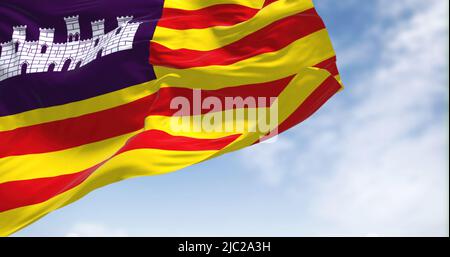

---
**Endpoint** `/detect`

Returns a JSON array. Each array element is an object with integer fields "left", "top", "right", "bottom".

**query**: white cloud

[
  {"left": 65, "top": 223, "right": 128, "bottom": 237},
  {"left": 241, "top": 138, "right": 294, "bottom": 186},
  {"left": 240, "top": 0, "right": 449, "bottom": 236}
]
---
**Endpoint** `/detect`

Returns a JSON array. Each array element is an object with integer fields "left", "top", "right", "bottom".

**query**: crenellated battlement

[
  {"left": 0, "top": 15, "right": 141, "bottom": 82},
  {"left": 39, "top": 28, "right": 55, "bottom": 32},
  {"left": 12, "top": 25, "right": 27, "bottom": 30},
  {"left": 117, "top": 16, "right": 134, "bottom": 26},
  {"left": 63, "top": 15, "right": 79, "bottom": 20}
]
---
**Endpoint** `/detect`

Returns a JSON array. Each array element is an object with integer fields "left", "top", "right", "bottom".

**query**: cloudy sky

[{"left": 15, "top": 0, "right": 449, "bottom": 236}]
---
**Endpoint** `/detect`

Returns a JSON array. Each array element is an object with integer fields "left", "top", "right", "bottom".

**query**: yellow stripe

[
  {"left": 163, "top": 0, "right": 265, "bottom": 10},
  {"left": 145, "top": 110, "right": 263, "bottom": 139},
  {"left": 154, "top": 29, "right": 335, "bottom": 89},
  {"left": 0, "top": 131, "right": 140, "bottom": 184},
  {"left": 0, "top": 80, "right": 160, "bottom": 132},
  {"left": 0, "top": 148, "right": 219, "bottom": 236},
  {"left": 153, "top": 0, "right": 314, "bottom": 51},
  {"left": 334, "top": 74, "right": 344, "bottom": 90}
]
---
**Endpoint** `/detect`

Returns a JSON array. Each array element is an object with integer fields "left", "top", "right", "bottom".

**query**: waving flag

[{"left": 0, "top": 0, "right": 343, "bottom": 236}]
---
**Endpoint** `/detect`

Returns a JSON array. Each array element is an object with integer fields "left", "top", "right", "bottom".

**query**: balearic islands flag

[{"left": 0, "top": 0, "right": 343, "bottom": 236}]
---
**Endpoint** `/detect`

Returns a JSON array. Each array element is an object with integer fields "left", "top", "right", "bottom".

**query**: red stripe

[
  {"left": 0, "top": 77, "right": 292, "bottom": 158},
  {"left": 256, "top": 75, "right": 341, "bottom": 144},
  {"left": 158, "top": 4, "right": 259, "bottom": 29},
  {"left": 150, "top": 8, "right": 325, "bottom": 69},
  {"left": 0, "top": 165, "right": 96, "bottom": 213},
  {"left": 277, "top": 76, "right": 341, "bottom": 133},
  {"left": 117, "top": 129, "right": 240, "bottom": 154},
  {"left": 314, "top": 56, "right": 339, "bottom": 76},
  {"left": 0, "top": 131, "right": 240, "bottom": 212},
  {"left": 0, "top": 95, "right": 156, "bottom": 158},
  {"left": 149, "top": 76, "right": 293, "bottom": 116}
]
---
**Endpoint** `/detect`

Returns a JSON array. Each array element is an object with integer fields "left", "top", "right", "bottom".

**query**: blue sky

[{"left": 15, "top": 0, "right": 449, "bottom": 236}]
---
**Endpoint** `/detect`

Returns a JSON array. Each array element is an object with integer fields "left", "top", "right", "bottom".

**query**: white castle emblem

[{"left": 0, "top": 15, "right": 141, "bottom": 82}]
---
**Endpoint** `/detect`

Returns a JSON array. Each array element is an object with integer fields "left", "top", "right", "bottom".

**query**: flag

[{"left": 0, "top": 0, "right": 343, "bottom": 236}]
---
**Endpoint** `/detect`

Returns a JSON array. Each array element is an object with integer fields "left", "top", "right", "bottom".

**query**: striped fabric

[{"left": 0, "top": 0, "right": 343, "bottom": 236}]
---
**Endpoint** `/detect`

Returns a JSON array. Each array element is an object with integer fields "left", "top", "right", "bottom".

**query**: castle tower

[
  {"left": 12, "top": 25, "right": 27, "bottom": 43},
  {"left": 91, "top": 19, "right": 105, "bottom": 39},
  {"left": 11, "top": 25, "right": 27, "bottom": 53},
  {"left": 38, "top": 28, "right": 55, "bottom": 45},
  {"left": 64, "top": 15, "right": 80, "bottom": 42},
  {"left": 117, "top": 16, "right": 133, "bottom": 27}
]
